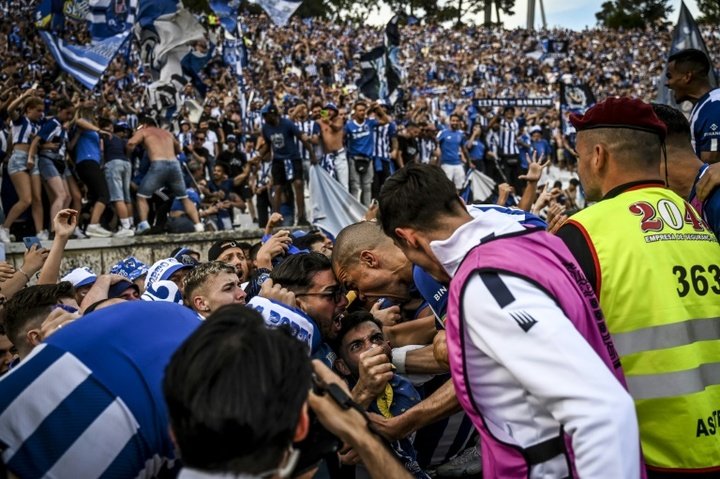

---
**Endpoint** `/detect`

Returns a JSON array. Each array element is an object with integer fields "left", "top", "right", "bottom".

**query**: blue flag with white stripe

[
  {"left": 39, "top": 30, "right": 130, "bottom": 89},
  {"left": 87, "top": 0, "right": 137, "bottom": 41},
  {"left": 254, "top": 0, "right": 303, "bottom": 26}
]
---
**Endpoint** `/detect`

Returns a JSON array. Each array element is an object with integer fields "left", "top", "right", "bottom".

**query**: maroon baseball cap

[{"left": 569, "top": 97, "right": 667, "bottom": 141}]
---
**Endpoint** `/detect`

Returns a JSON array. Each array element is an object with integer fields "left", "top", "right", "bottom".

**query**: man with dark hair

[
  {"left": 2, "top": 282, "right": 78, "bottom": 358},
  {"left": 127, "top": 116, "right": 204, "bottom": 233},
  {"left": 253, "top": 104, "right": 316, "bottom": 225},
  {"left": 434, "top": 113, "right": 469, "bottom": 192},
  {"left": 345, "top": 101, "right": 390, "bottom": 205},
  {"left": 652, "top": 102, "right": 720, "bottom": 238},
  {"left": 557, "top": 97, "right": 720, "bottom": 476},
  {"left": 183, "top": 261, "right": 246, "bottom": 317},
  {"left": 333, "top": 311, "right": 428, "bottom": 478},
  {"left": 666, "top": 48, "right": 720, "bottom": 163},
  {"left": 164, "top": 305, "right": 414, "bottom": 479},
  {"left": 259, "top": 252, "right": 347, "bottom": 366},
  {"left": 208, "top": 239, "right": 250, "bottom": 283},
  {"left": 164, "top": 306, "right": 311, "bottom": 477},
  {"left": 378, "top": 163, "right": 641, "bottom": 478}
]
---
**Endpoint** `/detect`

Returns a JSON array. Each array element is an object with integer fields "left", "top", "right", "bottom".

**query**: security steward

[{"left": 557, "top": 97, "right": 720, "bottom": 478}]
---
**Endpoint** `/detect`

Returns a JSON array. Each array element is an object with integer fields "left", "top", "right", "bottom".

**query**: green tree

[
  {"left": 596, "top": 0, "right": 673, "bottom": 29},
  {"left": 697, "top": 0, "right": 720, "bottom": 24}
]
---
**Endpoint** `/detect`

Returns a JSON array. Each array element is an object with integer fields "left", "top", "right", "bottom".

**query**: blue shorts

[
  {"left": 8, "top": 150, "right": 39, "bottom": 176},
  {"left": 104, "top": 159, "right": 132, "bottom": 203},
  {"left": 137, "top": 159, "right": 187, "bottom": 199},
  {"left": 38, "top": 153, "right": 70, "bottom": 180}
]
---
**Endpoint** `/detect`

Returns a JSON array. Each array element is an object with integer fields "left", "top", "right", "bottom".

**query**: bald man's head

[{"left": 333, "top": 221, "right": 393, "bottom": 272}]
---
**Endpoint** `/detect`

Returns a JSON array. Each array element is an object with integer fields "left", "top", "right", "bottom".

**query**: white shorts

[{"left": 441, "top": 164, "right": 466, "bottom": 190}]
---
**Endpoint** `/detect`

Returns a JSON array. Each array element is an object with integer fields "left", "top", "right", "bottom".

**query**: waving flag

[
  {"left": 309, "top": 165, "right": 367, "bottom": 237},
  {"left": 36, "top": 0, "right": 135, "bottom": 88},
  {"left": 40, "top": 30, "right": 130, "bottom": 89},
  {"left": 657, "top": 1, "right": 717, "bottom": 106},
  {"left": 357, "top": 15, "right": 403, "bottom": 105},
  {"left": 135, "top": 1, "right": 207, "bottom": 118},
  {"left": 254, "top": 0, "right": 303, "bottom": 27},
  {"left": 210, "top": 0, "right": 240, "bottom": 32},
  {"left": 87, "top": 0, "right": 137, "bottom": 40}
]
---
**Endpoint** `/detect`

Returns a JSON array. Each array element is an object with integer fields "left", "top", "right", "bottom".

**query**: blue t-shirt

[
  {"left": 532, "top": 138, "right": 552, "bottom": 160},
  {"left": 103, "top": 135, "right": 128, "bottom": 162},
  {"left": 518, "top": 132, "right": 532, "bottom": 169},
  {"left": 436, "top": 129, "right": 465, "bottom": 165},
  {"left": 690, "top": 88, "right": 720, "bottom": 157},
  {"left": 75, "top": 129, "right": 101, "bottom": 163},
  {"left": 467, "top": 139, "right": 486, "bottom": 162},
  {"left": 689, "top": 163, "right": 720, "bottom": 240},
  {"left": 345, "top": 118, "right": 379, "bottom": 157},
  {"left": 261, "top": 118, "right": 302, "bottom": 162}
]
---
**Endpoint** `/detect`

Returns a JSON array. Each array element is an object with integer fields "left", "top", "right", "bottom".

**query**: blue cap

[
  {"left": 110, "top": 256, "right": 149, "bottom": 282},
  {"left": 324, "top": 102, "right": 338, "bottom": 112}
]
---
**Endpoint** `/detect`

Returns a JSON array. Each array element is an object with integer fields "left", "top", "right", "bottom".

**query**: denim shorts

[
  {"left": 137, "top": 159, "right": 187, "bottom": 199},
  {"left": 104, "top": 159, "right": 132, "bottom": 203},
  {"left": 38, "top": 153, "right": 70, "bottom": 180},
  {"left": 7, "top": 150, "right": 39, "bottom": 176}
]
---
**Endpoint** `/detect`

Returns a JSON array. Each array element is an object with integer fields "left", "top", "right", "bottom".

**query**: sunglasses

[{"left": 296, "top": 286, "right": 346, "bottom": 303}]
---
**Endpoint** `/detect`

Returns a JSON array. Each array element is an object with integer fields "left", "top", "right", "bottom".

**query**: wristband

[
  {"left": 18, "top": 268, "right": 31, "bottom": 282},
  {"left": 392, "top": 348, "right": 407, "bottom": 374}
]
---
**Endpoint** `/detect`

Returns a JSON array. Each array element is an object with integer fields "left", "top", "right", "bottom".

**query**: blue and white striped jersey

[
  {"left": 372, "top": 121, "right": 397, "bottom": 160},
  {"left": 37, "top": 117, "right": 69, "bottom": 157},
  {"left": 11, "top": 116, "right": 39, "bottom": 144},
  {"left": 293, "top": 119, "right": 319, "bottom": 161},
  {"left": 0, "top": 301, "right": 201, "bottom": 479},
  {"left": 499, "top": 119, "right": 519, "bottom": 156}
]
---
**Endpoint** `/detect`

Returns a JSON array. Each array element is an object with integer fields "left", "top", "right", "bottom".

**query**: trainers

[
  {"left": 193, "top": 222, "right": 205, "bottom": 232},
  {"left": 73, "top": 227, "right": 87, "bottom": 239},
  {"left": 436, "top": 445, "right": 482, "bottom": 477},
  {"left": 86, "top": 224, "right": 113, "bottom": 238},
  {"left": 136, "top": 221, "right": 150, "bottom": 233},
  {"left": 36, "top": 229, "right": 50, "bottom": 240},
  {"left": 0, "top": 227, "right": 10, "bottom": 243},
  {"left": 114, "top": 227, "right": 135, "bottom": 238}
]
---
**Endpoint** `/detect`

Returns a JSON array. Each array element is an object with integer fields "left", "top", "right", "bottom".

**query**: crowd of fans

[
  {"left": 0, "top": 3, "right": 719, "bottom": 241},
  {"left": 2, "top": 2, "right": 720, "bottom": 478}
]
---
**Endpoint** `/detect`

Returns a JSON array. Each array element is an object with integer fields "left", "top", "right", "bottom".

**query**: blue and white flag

[
  {"left": 210, "top": 0, "right": 240, "bottom": 32},
  {"left": 253, "top": 0, "right": 303, "bottom": 27},
  {"left": 40, "top": 30, "right": 130, "bottom": 89},
  {"left": 87, "top": 0, "right": 137, "bottom": 41},
  {"left": 657, "top": 1, "right": 717, "bottom": 105},
  {"left": 309, "top": 165, "right": 367, "bottom": 238},
  {"left": 135, "top": 2, "right": 206, "bottom": 118},
  {"left": 357, "top": 15, "right": 403, "bottom": 105}
]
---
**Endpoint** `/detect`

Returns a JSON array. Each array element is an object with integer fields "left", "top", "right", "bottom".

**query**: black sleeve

[{"left": 556, "top": 222, "right": 599, "bottom": 295}]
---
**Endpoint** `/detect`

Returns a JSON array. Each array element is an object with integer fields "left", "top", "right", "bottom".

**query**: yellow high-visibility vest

[{"left": 569, "top": 184, "right": 720, "bottom": 471}]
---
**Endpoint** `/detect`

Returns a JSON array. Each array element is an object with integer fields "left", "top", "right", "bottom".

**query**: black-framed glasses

[{"left": 296, "top": 287, "right": 346, "bottom": 303}]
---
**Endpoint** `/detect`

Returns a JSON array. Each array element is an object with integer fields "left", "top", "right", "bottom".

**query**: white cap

[
  {"left": 61, "top": 267, "right": 97, "bottom": 288},
  {"left": 145, "top": 258, "right": 192, "bottom": 291}
]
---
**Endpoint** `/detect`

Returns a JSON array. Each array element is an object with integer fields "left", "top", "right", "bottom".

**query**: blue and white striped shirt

[
  {"left": 37, "top": 117, "right": 69, "bottom": 157},
  {"left": 11, "top": 116, "right": 39, "bottom": 145},
  {"left": 0, "top": 301, "right": 201, "bottom": 479},
  {"left": 294, "top": 119, "right": 319, "bottom": 161},
  {"left": 372, "top": 122, "right": 397, "bottom": 160}
]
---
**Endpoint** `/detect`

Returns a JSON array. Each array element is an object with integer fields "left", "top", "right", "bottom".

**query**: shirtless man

[
  {"left": 318, "top": 103, "right": 349, "bottom": 189},
  {"left": 127, "top": 116, "right": 204, "bottom": 233}
]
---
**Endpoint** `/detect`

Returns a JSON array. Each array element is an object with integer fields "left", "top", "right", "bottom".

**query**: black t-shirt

[
  {"left": 217, "top": 149, "right": 247, "bottom": 178},
  {"left": 398, "top": 135, "right": 419, "bottom": 164}
]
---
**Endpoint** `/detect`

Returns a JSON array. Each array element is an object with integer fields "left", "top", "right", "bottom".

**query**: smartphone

[{"left": 23, "top": 236, "right": 42, "bottom": 250}]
